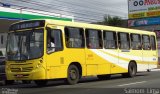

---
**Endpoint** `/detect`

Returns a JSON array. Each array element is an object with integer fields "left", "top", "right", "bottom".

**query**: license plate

[{"left": 16, "top": 74, "right": 23, "bottom": 78}]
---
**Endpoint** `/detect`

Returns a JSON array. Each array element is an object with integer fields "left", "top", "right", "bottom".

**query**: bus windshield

[{"left": 7, "top": 29, "right": 44, "bottom": 61}]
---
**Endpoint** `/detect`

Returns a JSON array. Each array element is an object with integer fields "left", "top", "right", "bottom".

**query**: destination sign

[{"left": 9, "top": 20, "right": 45, "bottom": 31}]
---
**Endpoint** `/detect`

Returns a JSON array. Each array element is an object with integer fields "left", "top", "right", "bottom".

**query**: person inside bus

[{"left": 47, "top": 37, "right": 55, "bottom": 53}]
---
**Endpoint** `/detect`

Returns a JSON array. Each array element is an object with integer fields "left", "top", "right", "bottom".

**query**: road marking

[
  {"left": 151, "top": 69, "right": 160, "bottom": 71},
  {"left": 117, "top": 81, "right": 146, "bottom": 87}
]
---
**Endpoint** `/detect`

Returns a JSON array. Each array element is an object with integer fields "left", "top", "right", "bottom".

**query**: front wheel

[{"left": 66, "top": 65, "right": 80, "bottom": 85}]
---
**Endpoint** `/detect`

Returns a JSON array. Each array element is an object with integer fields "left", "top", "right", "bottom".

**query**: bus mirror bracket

[{"left": 46, "top": 27, "right": 51, "bottom": 32}]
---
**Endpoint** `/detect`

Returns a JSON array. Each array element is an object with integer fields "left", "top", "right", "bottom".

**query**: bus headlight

[
  {"left": 36, "top": 63, "right": 42, "bottom": 69},
  {"left": 6, "top": 64, "right": 10, "bottom": 70}
]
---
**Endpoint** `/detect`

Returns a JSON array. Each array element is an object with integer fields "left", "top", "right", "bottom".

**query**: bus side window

[
  {"left": 86, "top": 29, "right": 102, "bottom": 49},
  {"left": 47, "top": 29, "right": 63, "bottom": 53},
  {"left": 65, "top": 27, "right": 84, "bottom": 48},
  {"left": 150, "top": 35, "right": 156, "bottom": 50},
  {"left": 103, "top": 30, "right": 117, "bottom": 49},
  {"left": 131, "top": 34, "right": 141, "bottom": 50},
  {"left": 118, "top": 32, "right": 130, "bottom": 50},
  {"left": 142, "top": 35, "right": 151, "bottom": 50}
]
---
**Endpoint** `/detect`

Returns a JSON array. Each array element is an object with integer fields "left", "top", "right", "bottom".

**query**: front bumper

[{"left": 6, "top": 68, "right": 46, "bottom": 80}]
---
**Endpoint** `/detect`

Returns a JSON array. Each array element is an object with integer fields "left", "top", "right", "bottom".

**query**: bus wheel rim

[{"left": 70, "top": 69, "right": 77, "bottom": 80}]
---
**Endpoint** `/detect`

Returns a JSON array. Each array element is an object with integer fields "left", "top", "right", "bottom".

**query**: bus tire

[
  {"left": 97, "top": 74, "right": 111, "bottom": 80},
  {"left": 147, "top": 69, "right": 151, "bottom": 72},
  {"left": 66, "top": 65, "right": 80, "bottom": 85},
  {"left": 122, "top": 62, "right": 137, "bottom": 78},
  {"left": 34, "top": 80, "right": 48, "bottom": 86}
]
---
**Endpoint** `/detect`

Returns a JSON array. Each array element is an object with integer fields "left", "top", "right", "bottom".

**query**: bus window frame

[
  {"left": 85, "top": 29, "right": 103, "bottom": 49},
  {"left": 150, "top": 35, "right": 157, "bottom": 50},
  {"left": 142, "top": 34, "right": 151, "bottom": 50},
  {"left": 103, "top": 30, "right": 117, "bottom": 49},
  {"left": 130, "top": 33, "right": 142, "bottom": 50},
  {"left": 46, "top": 27, "right": 64, "bottom": 54},
  {"left": 118, "top": 32, "right": 130, "bottom": 50},
  {"left": 7, "top": 28, "right": 45, "bottom": 61},
  {"left": 64, "top": 26, "right": 85, "bottom": 49}
]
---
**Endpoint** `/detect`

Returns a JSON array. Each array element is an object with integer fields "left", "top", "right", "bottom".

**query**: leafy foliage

[{"left": 93, "top": 15, "right": 125, "bottom": 27}]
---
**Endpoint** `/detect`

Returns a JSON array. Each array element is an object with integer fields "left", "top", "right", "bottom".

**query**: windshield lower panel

[{"left": 7, "top": 29, "right": 44, "bottom": 61}]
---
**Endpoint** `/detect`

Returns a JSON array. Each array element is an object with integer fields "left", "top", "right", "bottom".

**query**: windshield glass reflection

[{"left": 7, "top": 29, "right": 44, "bottom": 61}]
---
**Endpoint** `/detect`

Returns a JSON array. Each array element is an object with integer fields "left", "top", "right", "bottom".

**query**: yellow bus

[{"left": 6, "top": 19, "right": 158, "bottom": 86}]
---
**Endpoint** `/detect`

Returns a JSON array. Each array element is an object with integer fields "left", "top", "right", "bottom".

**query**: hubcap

[
  {"left": 131, "top": 66, "right": 135, "bottom": 75},
  {"left": 70, "top": 69, "right": 77, "bottom": 80}
]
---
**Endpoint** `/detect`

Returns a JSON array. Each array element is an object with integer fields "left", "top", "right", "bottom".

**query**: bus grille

[{"left": 10, "top": 67, "right": 33, "bottom": 72}]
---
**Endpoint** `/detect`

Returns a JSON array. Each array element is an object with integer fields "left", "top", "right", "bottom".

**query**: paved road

[{"left": 1, "top": 71, "right": 160, "bottom": 94}]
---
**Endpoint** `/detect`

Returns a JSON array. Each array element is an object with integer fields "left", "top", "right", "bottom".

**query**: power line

[
  {"left": 16, "top": 0, "right": 127, "bottom": 19},
  {"left": 2, "top": 0, "right": 127, "bottom": 19},
  {"left": 15, "top": 0, "right": 111, "bottom": 18},
  {"left": 10, "top": 0, "right": 103, "bottom": 19},
  {"left": 26, "top": 0, "right": 127, "bottom": 16},
  {"left": 0, "top": 0, "right": 127, "bottom": 22},
  {"left": 0, "top": 1, "right": 104, "bottom": 22},
  {"left": 50, "top": 0, "right": 127, "bottom": 12}
]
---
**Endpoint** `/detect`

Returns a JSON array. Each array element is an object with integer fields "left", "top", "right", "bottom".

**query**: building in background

[
  {"left": 128, "top": 0, "right": 160, "bottom": 30},
  {"left": 0, "top": 4, "right": 73, "bottom": 56},
  {"left": 128, "top": 0, "right": 160, "bottom": 63}
]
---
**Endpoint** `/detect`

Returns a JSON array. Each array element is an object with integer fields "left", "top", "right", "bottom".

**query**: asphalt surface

[{"left": 1, "top": 71, "right": 160, "bottom": 94}]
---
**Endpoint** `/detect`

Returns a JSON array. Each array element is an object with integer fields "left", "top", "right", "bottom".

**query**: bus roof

[
  {"left": 10, "top": 19, "right": 155, "bottom": 35},
  {"left": 45, "top": 19, "right": 155, "bottom": 35}
]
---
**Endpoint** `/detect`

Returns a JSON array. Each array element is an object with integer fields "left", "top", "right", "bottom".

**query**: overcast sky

[{"left": 1, "top": 0, "right": 128, "bottom": 22}]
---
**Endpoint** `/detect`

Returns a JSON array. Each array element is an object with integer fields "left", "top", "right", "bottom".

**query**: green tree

[
  {"left": 94, "top": 15, "right": 125, "bottom": 27},
  {"left": 103, "top": 15, "right": 123, "bottom": 26}
]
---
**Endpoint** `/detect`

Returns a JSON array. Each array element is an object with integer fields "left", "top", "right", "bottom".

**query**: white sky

[{"left": 1, "top": 0, "right": 128, "bottom": 22}]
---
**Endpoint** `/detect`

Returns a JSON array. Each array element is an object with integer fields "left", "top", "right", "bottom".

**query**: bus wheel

[
  {"left": 147, "top": 69, "right": 151, "bottom": 72},
  {"left": 66, "top": 65, "right": 79, "bottom": 85},
  {"left": 122, "top": 62, "right": 137, "bottom": 78},
  {"left": 97, "top": 74, "right": 111, "bottom": 80},
  {"left": 5, "top": 80, "right": 14, "bottom": 85},
  {"left": 34, "top": 80, "right": 48, "bottom": 86}
]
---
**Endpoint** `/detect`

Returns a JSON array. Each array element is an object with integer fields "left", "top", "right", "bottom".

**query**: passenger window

[
  {"left": 86, "top": 29, "right": 102, "bottom": 49},
  {"left": 65, "top": 27, "right": 84, "bottom": 48},
  {"left": 103, "top": 31, "right": 117, "bottom": 49},
  {"left": 131, "top": 34, "right": 141, "bottom": 50},
  {"left": 142, "top": 35, "right": 151, "bottom": 50},
  {"left": 1, "top": 35, "right": 3, "bottom": 44},
  {"left": 118, "top": 33, "right": 130, "bottom": 49},
  {"left": 47, "top": 29, "right": 63, "bottom": 53},
  {"left": 151, "top": 35, "right": 156, "bottom": 50}
]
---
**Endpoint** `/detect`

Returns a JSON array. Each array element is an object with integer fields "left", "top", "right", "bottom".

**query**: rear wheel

[
  {"left": 66, "top": 65, "right": 80, "bottom": 85},
  {"left": 34, "top": 80, "right": 48, "bottom": 86},
  {"left": 147, "top": 69, "right": 151, "bottom": 72},
  {"left": 97, "top": 74, "right": 111, "bottom": 80},
  {"left": 122, "top": 62, "right": 137, "bottom": 78}
]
